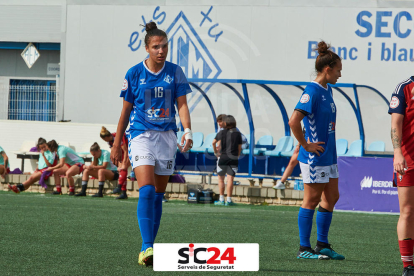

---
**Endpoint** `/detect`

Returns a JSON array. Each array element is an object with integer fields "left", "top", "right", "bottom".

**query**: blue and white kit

[
  {"left": 294, "top": 81, "right": 338, "bottom": 183},
  {"left": 120, "top": 60, "right": 191, "bottom": 173}
]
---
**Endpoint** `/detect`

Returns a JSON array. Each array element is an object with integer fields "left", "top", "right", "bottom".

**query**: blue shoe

[
  {"left": 214, "top": 200, "right": 225, "bottom": 206},
  {"left": 225, "top": 201, "right": 237, "bottom": 206},
  {"left": 314, "top": 243, "right": 345, "bottom": 260},
  {"left": 297, "top": 247, "right": 330, "bottom": 260}
]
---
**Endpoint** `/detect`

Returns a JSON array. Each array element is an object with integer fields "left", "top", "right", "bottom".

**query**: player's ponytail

[
  {"left": 144, "top": 22, "right": 168, "bottom": 46},
  {"left": 100, "top": 126, "right": 111, "bottom": 138},
  {"left": 314, "top": 41, "right": 341, "bottom": 73},
  {"left": 90, "top": 142, "right": 100, "bottom": 152},
  {"left": 145, "top": 22, "right": 158, "bottom": 32}
]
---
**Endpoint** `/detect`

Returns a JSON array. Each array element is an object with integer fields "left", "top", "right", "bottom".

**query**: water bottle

[{"left": 299, "top": 180, "right": 304, "bottom": 191}]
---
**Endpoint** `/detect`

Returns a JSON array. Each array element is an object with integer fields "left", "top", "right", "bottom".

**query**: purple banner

[{"left": 336, "top": 156, "right": 399, "bottom": 213}]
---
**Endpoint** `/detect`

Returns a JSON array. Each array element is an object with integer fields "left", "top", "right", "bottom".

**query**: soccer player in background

[
  {"left": 100, "top": 126, "right": 130, "bottom": 199},
  {"left": 8, "top": 138, "right": 56, "bottom": 193},
  {"left": 110, "top": 22, "right": 192, "bottom": 267},
  {"left": 212, "top": 115, "right": 242, "bottom": 206},
  {"left": 75, "top": 142, "right": 119, "bottom": 198},
  {"left": 46, "top": 140, "right": 85, "bottom": 195},
  {"left": 289, "top": 41, "right": 345, "bottom": 260},
  {"left": 389, "top": 77, "right": 414, "bottom": 275}
]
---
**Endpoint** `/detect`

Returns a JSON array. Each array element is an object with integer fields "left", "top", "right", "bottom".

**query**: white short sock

[
  {"left": 227, "top": 197, "right": 232, "bottom": 202},
  {"left": 219, "top": 195, "right": 225, "bottom": 202}
]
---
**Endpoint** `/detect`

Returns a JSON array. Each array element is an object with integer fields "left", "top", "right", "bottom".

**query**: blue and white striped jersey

[{"left": 295, "top": 82, "right": 337, "bottom": 166}]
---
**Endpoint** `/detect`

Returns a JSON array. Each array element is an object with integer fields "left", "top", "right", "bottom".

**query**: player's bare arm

[
  {"left": 177, "top": 95, "right": 193, "bottom": 152},
  {"left": 391, "top": 113, "right": 407, "bottom": 175},
  {"left": 289, "top": 110, "right": 325, "bottom": 156},
  {"left": 111, "top": 100, "right": 133, "bottom": 166}
]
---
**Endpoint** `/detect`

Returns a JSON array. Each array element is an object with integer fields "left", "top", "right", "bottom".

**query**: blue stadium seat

[
  {"left": 344, "top": 140, "right": 363, "bottom": 157},
  {"left": 242, "top": 135, "right": 274, "bottom": 155},
  {"left": 336, "top": 139, "right": 348, "bottom": 156},
  {"left": 280, "top": 140, "right": 298, "bottom": 157},
  {"left": 368, "top": 141, "right": 385, "bottom": 152},
  {"left": 191, "top": 132, "right": 204, "bottom": 148},
  {"left": 264, "top": 136, "right": 294, "bottom": 156},
  {"left": 191, "top": 133, "right": 216, "bottom": 153}
]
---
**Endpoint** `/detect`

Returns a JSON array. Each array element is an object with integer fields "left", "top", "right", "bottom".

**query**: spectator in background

[
  {"left": 217, "top": 114, "right": 248, "bottom": 149},
  {"left": 212, "top": 115, "right": 242, "bottom": 206},
  {"left": 46, "top": 140, "right": 85, "bottom": 195},
  {"left": 100, "top": 126, "right": 130, "bottom": 199},
  {"left": 0, "top": 145, "right": 9, "bottom": 179},
  {"left": 8, "top": 138, "right": 56, "bottom": 193},
  {"left": 75, "top": 143, "right": 119, "bottom": 198},
  {"left": 217, "top": 114, "right": 226, "bottom": 132}
]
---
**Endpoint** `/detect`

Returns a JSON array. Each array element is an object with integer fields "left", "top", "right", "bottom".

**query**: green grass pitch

[{"left": 0, "top": 191, "right": 400, "bottom": 275}]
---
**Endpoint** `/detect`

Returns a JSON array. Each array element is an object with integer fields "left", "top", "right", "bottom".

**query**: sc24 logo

[{"left": 178, "top": 244, "right": 236, "bottom": 264}]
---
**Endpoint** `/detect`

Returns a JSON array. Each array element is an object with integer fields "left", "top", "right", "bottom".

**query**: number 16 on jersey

[{"left": 155, "top": 87, "right": 164, "bottom": 98}]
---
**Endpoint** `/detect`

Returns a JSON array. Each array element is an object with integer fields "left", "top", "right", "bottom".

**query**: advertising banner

[{"left": 336, "top": 156, "right": 399, "bottom": 213}]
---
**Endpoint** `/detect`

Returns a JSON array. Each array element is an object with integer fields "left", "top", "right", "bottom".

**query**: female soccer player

[
  {"left": 0, "top": 145, "right": 9, "bottom": 179},
  {"left": 100, "top": 126, "right": 130, "bottom": 199},
  {"left": 8, "top": 138, "right": 56, "bottom": 193},
  {"left": 110, "top": 22, "right": 192, "bottom": 267},
  {"left": 212, "top": 115, "right": 242, "bottom": 206},
  {"left": 389, "top": 76, "right": 414, "bottom": 275},
  {"left": 46, "top": 140, "right": 85, "bottom": 195},
  {"left": 75, "top": 142, "right": 119, "bottom": 197},
  {"left": 289, "top": 41, "right": 344, "bottom": 260}
]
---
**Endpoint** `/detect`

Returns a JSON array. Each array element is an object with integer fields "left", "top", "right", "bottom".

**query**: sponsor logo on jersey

[
  {"left": 121, "top": 79, "right": 128, "bottom": 91},
  {"left": 135, "top": 155, "right": 154, "bottom": 161},
  {"left": 320, "top": 172, "right": 329, "bottom": 178},
  {"left": 140, "top": 78, "right": 146, "bottom": 85},
  {"left": 300, "top": 94, "right": 310, "bottom": 103},
  {"left": 164, "top": 75, "right": 173, "bottom": 84},
  {"left": 322, "top": 95, "right": 326, "bottom": 101},
  {"left": 390, "top": 96, "right": 400, "bottom": 109}
]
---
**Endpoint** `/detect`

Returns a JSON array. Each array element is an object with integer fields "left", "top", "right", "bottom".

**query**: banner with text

[{"left": 336, "top": 156, "right": 399, "bottom": 213}]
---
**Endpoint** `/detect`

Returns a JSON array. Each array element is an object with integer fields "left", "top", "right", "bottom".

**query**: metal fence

[{"left": 8, "top": 80, "right": 57, "bottom": 121}]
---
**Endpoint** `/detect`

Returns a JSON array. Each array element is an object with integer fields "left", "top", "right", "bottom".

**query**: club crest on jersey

[
  {"left": 121, "top": 79, "right": 128, "bottom": 91},
  {"left": 164, "top": 75, "right": 173, "bottom": 84},
  {"left": 140, "top": 79, "right": 146, "bottom": 85},
  {"left": 390, "top": 96, "right": 400, "bottom": 109},
  {"left": 300, "top": 94, "right": 310, "bottom": 103}
]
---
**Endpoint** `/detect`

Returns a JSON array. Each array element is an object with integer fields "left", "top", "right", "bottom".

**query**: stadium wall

[{"left": 62, "top": 0, "right": 411, "bottom": 151}]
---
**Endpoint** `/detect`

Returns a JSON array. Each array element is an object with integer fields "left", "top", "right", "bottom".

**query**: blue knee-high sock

[
  {"left": 316, "top": 210, "right": 333, "bottom": 244},
  {"left": 138, "top": 185, "right": 155, "bottom": 252},
  {"left": 298, "top": 207, "right": 315, "bottom": 248},
  {"left": 153, "top": 192, "right": 165, "bottom": 243}
]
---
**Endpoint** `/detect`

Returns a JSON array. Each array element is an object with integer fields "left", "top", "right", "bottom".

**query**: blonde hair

[{"left": 100, "top": 126, "right": 111, "bottom": 138}]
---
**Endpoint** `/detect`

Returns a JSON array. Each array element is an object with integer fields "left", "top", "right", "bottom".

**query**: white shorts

[
  {"left": 128, "top": 130, "right": 176, "bottom": 175},
  {"left": 299, "top": 162, "right": 339, "bottom": 184}
]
